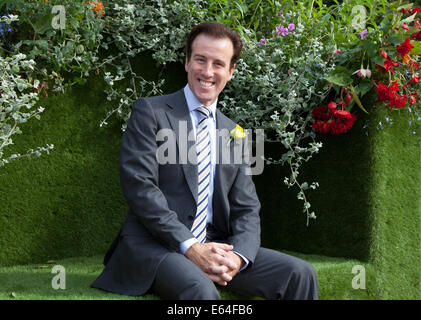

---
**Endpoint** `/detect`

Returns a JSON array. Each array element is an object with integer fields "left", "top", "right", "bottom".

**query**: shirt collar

[{"left": 183, "top": 84, "right": 217, "bottom": 119}]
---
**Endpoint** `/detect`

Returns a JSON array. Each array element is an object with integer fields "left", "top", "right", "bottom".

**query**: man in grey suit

[{"left": 92, "top": 22, "right": 318, "bottom": 300}]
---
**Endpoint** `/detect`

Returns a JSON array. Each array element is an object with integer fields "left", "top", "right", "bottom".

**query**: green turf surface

[
  {"left": 368, "top": 106, "right": 421, "bottom": 300},
  {"left": 0, "top": 253, "right": 375, "bottom": 300}
]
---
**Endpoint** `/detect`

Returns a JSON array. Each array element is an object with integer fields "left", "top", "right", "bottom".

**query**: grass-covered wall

[
  {"left": 0, "top": 54, "right": 186, "bottom": 266},
  {"left": 0, "top": 74, "right": 126, "bottom": 265},
  {"left": 0, "top": 55, "right": 419, "bottom": 299},
  {"left": 368, "top": 107, "right": 420, "bottom": 299}
]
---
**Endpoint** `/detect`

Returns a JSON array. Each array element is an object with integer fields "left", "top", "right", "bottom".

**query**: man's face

[{"left": 185, "top": 34, "right": 235, "bottom": 107}]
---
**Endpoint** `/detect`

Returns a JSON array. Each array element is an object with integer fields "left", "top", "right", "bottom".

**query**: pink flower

[
  {"left": 353, "top": 68, "right": 372, "bottom": 78},
  {"left": 381, "top": 50, "right": 388, "bottom": 59}
]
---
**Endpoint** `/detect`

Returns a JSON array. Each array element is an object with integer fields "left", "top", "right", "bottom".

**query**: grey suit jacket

[{"left": 91, "top": 89, "right": 261, "bottom": 296}]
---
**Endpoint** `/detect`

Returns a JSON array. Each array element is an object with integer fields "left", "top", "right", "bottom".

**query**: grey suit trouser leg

[{"left": 150, "top": 247, "right": 318, "bottom": 300}]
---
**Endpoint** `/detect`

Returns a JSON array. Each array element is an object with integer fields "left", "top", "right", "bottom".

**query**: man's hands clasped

[{"left": 184, "top": 242, "right": 244, "bottom": 286}]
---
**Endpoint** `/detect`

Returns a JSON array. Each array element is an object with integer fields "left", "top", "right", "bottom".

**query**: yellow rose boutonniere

[{"left": 227, "top": 124, "right": 246, "bottom": 146}]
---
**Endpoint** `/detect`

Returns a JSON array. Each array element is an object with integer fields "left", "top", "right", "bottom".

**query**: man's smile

[{"left": 199, "top": 79, "right": 215, "bottom": 88}]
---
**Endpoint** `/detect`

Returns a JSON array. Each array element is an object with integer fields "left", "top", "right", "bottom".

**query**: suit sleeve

[
  {"left": 227, "top": 135, "right": 261, "bottom": 267},
  {"left": 119, "top": 98, "right": 194, "bottom": 252}
]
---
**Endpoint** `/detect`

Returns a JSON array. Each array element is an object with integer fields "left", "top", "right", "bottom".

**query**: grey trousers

[{"left": 150, "top": 247, "right": 318, "bottom": 300}]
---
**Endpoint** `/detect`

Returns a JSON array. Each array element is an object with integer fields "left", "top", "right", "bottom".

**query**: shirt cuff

[
  {"left": 180, "top": 238, "right": 199, "bottom": 254},
  {"left": 233, "top": 251, "right": 249, "bottom": 272}
]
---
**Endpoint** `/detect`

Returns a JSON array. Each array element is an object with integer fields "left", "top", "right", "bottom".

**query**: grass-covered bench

[{"left": 0, "top": 253, "right": 374, "bottom": 300}]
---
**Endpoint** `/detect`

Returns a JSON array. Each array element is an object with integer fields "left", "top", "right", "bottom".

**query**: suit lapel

[{"left": 165, "top": 90, "right": 198, "bottom": 203}]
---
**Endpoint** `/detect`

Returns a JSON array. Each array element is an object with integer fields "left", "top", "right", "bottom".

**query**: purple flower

[
  {"left": 273, "top": 25, "right": 290, "bottom": 37},
  {"left": 257, "top": 37, "right": 267, "bottom": 47},
  {"left": 288, "top": 24, "right": 295, "bottom": 31},
  {"left": 359, "top": 29, "right": 368, "bottom": 39}
]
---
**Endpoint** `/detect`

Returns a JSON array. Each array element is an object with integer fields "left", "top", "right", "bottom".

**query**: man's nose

[{"left": 202, "top": 63, "right": 213, "bottom": 77}]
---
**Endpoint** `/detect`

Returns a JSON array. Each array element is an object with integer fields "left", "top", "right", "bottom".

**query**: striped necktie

[{"left": 191, "top": 106, "right": 211, "bottom": 243}]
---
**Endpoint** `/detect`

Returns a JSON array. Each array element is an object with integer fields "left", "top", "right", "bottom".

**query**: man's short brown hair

[{"left": 186, "top": 22, "right": 242, "bottom": 68}]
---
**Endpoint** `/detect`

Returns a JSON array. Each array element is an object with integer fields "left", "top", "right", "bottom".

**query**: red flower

[
  {"left": 376, "top": 81, "right": 400, "bottom": 103},
  {"left": 333, "top": 109, "right": 352, "bottom": 120},
  {"left": 408, "top": 8, "right": 421, "bottom": 15},
  {"left": 389, "top": 80, "right": 399, "bottom": 93},
  {"left": 411, "top": 30, "right": 421, "bottom": 40},
  {"left": 376, "top": 83, "right": 393, "bottom": 102},
  {"left": 345, "top": 93, "right": 353, "bottom": 105},
  {"left": 409, "top": 75, "right": 421, "bottom": 84},
  {"left": 389, "top": 95, "right": 407, "bottom": 108},
  {"left": 312, "top": 105, "right": 357, "bottom": 135},
  {"left": 312, "top": 105, "right": 330, "bottom": 121},
  {"left": 384, "top": 57, "right": 398, "bottom": 72},
  {"left": 402, "top": 23, "right": 410, "bottom": 31},
  {"left": 376, "top": 81, "right": 407, "bottom": 109},
  {"left": 328, "top": 101, "right": 337, "bottom": 110},
  {"left": 396, "top": 38, "right": 414, "bottom": 58}
]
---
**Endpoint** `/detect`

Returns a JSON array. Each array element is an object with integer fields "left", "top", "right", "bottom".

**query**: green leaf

[
  {"left": 362, "top": 40, "right": 377, "bottom": 58},
  {"left": 350, "top": 85, "right": 369, "bottom": 114},
  {"left": 411, "top": 41, "right": 421, "bottom": 55},
  {"left": 379, "top": 15, "right": 393, "bottom": 32},
  {"left": 399, "top": 12, "right": 417, "bottom": 25},
  {"left": 32, "top": 13, "right": 54, "bottom": 35},
  {"left": 371, "top": 55, "right": 384, "bottom": 66},
  {"left": 35, "top": 40, "right": 49, "bottom": 51},
  {"left": 324, "top": 66, "right": 353, "bottom": 86},
  {"left": 358, "top": 79, "right": 373, "bottom": 98}
]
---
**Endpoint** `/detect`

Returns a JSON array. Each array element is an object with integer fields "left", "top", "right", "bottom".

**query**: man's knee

[
  {"left": 283, "top": 258, "right": 318, "bottom": 300},
  {"left": 292, "top": 259, "right": 317, "bottom": 280}
]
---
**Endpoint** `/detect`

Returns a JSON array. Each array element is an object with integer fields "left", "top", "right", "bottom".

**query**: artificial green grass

[
  {"left": 368, "top": 106, "right": 421, "bottom": 300},
  {"left": 0, "top": 253, "right": 375, "bottom": 300},
  {"left": 0, "top": 75, "right": 127, "bottom": 266}
]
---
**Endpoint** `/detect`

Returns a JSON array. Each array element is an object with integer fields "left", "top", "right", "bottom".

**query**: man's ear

[
  {"left": 185, "top": 57, "right": 190, "bottom": 73},
  {"left": 227, "top": 64, "right": 236, "bottom": 81}
]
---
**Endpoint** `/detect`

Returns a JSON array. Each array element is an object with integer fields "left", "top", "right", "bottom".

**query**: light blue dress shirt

[{"left": 179, "top": 84, "right": 248, "bottom": 271}]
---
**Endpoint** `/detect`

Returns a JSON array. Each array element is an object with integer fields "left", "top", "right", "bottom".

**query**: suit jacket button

[{"left": 188, "top": 215, "right": 194, "bottom": 220}]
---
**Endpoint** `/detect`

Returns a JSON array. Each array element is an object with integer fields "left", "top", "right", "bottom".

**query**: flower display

[{"left": 316, "top": 6, "right": 421, "bottom": 135}]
